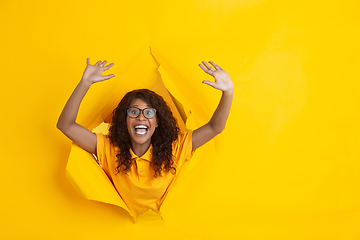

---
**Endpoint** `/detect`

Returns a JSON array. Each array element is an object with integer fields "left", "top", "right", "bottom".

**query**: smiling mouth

[{"left": 134, "top": 125, "right": 148, "bottom": 135}]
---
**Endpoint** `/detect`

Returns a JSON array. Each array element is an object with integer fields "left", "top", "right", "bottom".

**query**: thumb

[
  {"left": 102, "top": 74, "right": 115, "bottom": 81},
  {"left": 202, "top": 80, "right": 217, "bottom": 89}
]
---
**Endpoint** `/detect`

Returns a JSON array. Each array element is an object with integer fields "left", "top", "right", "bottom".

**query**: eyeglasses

[{"left": 126, "top": 107, "right": 157, "bottom": 119}]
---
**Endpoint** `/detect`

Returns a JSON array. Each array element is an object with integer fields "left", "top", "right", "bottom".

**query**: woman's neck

[{"left": 131, "top": 141, "right": 151, "bottom": 157}]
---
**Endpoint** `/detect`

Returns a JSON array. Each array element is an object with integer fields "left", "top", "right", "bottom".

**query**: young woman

[{"left": 57, "top": 58, "right": 234, "bottom": 218}]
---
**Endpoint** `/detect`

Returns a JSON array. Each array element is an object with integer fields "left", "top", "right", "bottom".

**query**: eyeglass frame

[{"left": 126, "top": 107, "right": 157, "bottom": 119}]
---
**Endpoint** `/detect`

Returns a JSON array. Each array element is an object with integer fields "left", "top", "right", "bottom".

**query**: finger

[
  {"left": 202, "top": 61, "right": 215, "bottom": 70},
  {"left": 104, "top": 62, "right": 114, "bottom": 70},
  {"left": 209, "top": 61, "right": 222, "bottom": 70},
  {"left": 199, "top": 64, "right": 213, "bottom": 75},
  {"left": 99, "top": 60, "right": 107, "bottom": 67},
  {"left": 102, "top": 74, "right": 115, "bottom": 80},
  {"left": 94, "top": 60, "right": 101, "bottom": 66},
  {"left": 202, "top": 80, "right": 217, "bottom": 89},
  {"left": 87, "top": 58, "right": 90, "bottom": 65}
]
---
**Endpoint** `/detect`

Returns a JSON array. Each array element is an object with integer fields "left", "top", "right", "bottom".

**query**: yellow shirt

[{"left": 96, "top": 131, "right": 194, "bottom": 218}]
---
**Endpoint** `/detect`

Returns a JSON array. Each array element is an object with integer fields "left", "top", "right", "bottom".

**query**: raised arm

[
  {"left": 57, "top": 58, "right": 115, "bottom": 154},
  {"left": 192, "top": 61, "right": 234, "bottom": 151}
]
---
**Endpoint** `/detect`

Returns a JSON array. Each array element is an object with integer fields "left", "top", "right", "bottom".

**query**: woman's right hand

[{"left": 81, "top": 58, "right": 115, "bottom": 85}]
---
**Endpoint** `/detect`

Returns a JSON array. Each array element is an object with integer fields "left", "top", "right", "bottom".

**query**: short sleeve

[
  {"left": 172, "top": 131, "right": 195, "bottom": 167},
  {"left": 96, "top": 133, "right": 111, "bottom": 175}
]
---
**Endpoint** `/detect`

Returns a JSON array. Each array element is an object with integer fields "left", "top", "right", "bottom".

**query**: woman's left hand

[{"left": 199, "top": 61, "right": 234, "bottom": 93}]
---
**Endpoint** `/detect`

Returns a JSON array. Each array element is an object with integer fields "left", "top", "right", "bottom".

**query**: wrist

[
  {"left": 223, "top": 88, "right": 234, "bottom": 95},
  {"left": 80, "top": 78, "right": 93, "bottom": 88}
]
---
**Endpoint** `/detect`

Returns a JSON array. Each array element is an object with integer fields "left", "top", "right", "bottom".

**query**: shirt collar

[{"left": 130, "top": 145, "right": 153, "bottom": 162}]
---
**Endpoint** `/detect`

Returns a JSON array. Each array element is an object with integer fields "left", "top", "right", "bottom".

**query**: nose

[{"left": 136, "top": 110, "right": 146, "bottom": 120}]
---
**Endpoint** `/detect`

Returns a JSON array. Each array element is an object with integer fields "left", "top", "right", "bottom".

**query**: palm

[
  {"left": 82, "top": 58, "right": 115, "bottom": 83},
  {"left": 199, "top": 61, "right": 234, "bottom": 92}
]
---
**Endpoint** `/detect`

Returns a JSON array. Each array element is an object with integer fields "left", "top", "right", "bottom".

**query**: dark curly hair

[{"left": 108, "top": 89, "right": 179, "bottom": 177}]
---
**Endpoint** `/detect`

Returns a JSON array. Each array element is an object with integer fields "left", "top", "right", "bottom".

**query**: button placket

[{"left": 137, "top": 158, "right": 144, "bottom": 176}]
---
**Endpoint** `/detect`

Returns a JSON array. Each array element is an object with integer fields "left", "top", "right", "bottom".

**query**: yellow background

[{"left": 1, "top": 0, "right": 360, "bottom": 239}]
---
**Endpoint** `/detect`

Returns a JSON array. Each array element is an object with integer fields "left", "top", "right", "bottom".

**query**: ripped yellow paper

[{"left": 66, "top": 143, "right": 131, "bottom": 214}]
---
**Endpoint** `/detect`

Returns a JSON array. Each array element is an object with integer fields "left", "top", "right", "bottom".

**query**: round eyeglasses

[{"left": 126, "top": 107, "right": 157, "bottom": 119}]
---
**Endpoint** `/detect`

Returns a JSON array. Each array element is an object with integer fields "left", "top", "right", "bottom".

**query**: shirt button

[{"left": 139, "top": 170, "right": 143, "bottom": 172}]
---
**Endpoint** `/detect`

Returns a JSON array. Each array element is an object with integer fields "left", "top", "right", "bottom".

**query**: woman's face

[{"left": 126, "top": 98, "right": 158, "bottom": 148}]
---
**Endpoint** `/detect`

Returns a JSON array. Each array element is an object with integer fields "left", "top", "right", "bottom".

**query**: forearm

[
  {"left": 57, "top": 79, "right": 92, "bottom": 132},
  {"left": 192, "top": 61, "right": 234, "bottom": 151},
  {"left": 208, "top": 90, "right": 233, "bottom": 134}
]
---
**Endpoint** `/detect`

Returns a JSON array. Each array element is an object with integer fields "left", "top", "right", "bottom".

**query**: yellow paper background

[{"left": 1, "top": 0, "right": 360, "bottom": 239}]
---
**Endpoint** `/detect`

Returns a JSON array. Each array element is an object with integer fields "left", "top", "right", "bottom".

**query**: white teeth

[
  {"left": 134, "top": 125, "right": 148, "bottom": 135},
  {"left": 135, "top": 125, "right": 148, "bottom": 129}
]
